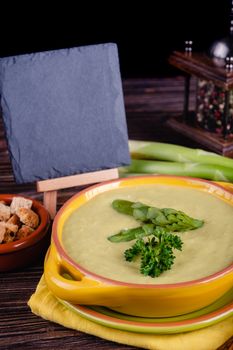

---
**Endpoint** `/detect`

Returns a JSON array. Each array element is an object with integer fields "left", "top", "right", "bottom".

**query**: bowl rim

[
  {"left": 0, "top": 194, "right": 50, "bottom": 254},
  {"left": 52, "top": 175, "right": 233, "bottom": 288}
]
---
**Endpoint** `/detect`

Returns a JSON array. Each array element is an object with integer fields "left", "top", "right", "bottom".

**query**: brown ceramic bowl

[{"left": 0, "top": 194, "right": 51, "bottom": 272}]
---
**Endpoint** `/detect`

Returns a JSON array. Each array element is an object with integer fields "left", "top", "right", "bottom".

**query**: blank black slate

[{"left": 0, "top": 43, "right": 130, "bottom": 184}]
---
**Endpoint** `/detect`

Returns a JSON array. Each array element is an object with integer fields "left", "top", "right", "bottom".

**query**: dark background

[{"left": 0, "top": 1, "right": 231, "bottom": 77}]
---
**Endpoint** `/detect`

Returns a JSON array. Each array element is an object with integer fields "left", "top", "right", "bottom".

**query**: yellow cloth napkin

[{"left": 28, "top": 275, "right": 233, "bottom": 350}]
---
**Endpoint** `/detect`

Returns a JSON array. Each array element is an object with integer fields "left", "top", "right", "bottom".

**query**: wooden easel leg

[{"left": 43, "top": 190, "right": 57, "bottom": 219}]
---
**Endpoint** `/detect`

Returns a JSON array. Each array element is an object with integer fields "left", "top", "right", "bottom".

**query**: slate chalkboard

[{"left": 0, "top": 43, "right": 130, "bottom": 184}]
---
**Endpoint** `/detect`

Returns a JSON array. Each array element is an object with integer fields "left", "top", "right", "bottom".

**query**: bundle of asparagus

[{"left": 120, "top": 141, "right": 233, "bottom": 182}]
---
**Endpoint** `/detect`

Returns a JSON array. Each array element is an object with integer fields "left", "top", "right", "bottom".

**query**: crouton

[
  {"left": 10, "top": 196, "right": 32, "bottom": 214},
  {"left": 3, "top": 230, "right": 16, "bottom": 243},
  {"left": 0, "top": 203, "right": 11, "bottom": 221},
  {"left": 0, "top": 223, "right": 6, "bottom": 243},
  {"left": 16, "top": 225, "right": 34, "bottom": 240},
  {"left": 1, "top": 220, "right": 19, "bottom": 243},
  {"left": 16, "top": 208, "right": 39, "bottom": 229},
  {"left": 5, "top": 222, "right": 19, "bottom": 233},
  {"left": 7, "top": 214, "right": 20, "bottom": 227}
]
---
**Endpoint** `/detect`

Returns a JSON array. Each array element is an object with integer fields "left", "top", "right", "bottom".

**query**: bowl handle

[{"left": 44, "top": 245, "right": 121, "bottom": 305}]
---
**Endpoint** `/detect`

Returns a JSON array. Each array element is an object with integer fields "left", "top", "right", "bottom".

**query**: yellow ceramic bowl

[{"left": 44, "top": 175, "right": 233, "bottom": 317}]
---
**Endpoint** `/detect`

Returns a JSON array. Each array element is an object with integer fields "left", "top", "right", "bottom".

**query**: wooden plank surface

[{"left": 0, "top": 77, "right": 232, "bottom": 350}]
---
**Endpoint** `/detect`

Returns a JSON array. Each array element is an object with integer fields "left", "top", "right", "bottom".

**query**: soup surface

[{"left": 62, "top": 184, "right": 233, "bottom": 284}]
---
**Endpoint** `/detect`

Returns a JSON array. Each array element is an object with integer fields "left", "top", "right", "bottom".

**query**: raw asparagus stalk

[
  {"left": 129, "top": 140, "right": 233, "bottom": 169},
  {"left": 123, "top": 159, "right": 233, "bottom": 182}
]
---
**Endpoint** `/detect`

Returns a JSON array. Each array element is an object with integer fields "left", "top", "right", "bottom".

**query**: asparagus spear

[
  {"left": 108, "top": 224, "right": 154, "bottom": 242},
  {"left": 108, "top": 199, "right": 204, "bottom": 242},
  {"left": 122, "top": 159, "right": 233, "bottom": 182},
  {"left": 129, "top": 140, "right": 233, "bottom": 169}
]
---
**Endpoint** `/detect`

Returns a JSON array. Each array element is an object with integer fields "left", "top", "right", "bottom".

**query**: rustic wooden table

[{"left": 0, "top": 78, "right": 232, "bottom": 349}]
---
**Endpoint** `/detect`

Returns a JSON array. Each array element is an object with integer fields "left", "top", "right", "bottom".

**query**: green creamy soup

[{"left": 62, "top": 184, "right": 233, "bottom": 284}]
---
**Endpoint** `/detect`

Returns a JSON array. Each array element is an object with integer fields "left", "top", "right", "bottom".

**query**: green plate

[{"left": 59, "top": 287, "right": 233, "bottom": 334}]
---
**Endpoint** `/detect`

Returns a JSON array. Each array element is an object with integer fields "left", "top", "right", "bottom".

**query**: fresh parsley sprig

[{"left": 124, "top": 227, "right": 183, "bottom": 277}]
